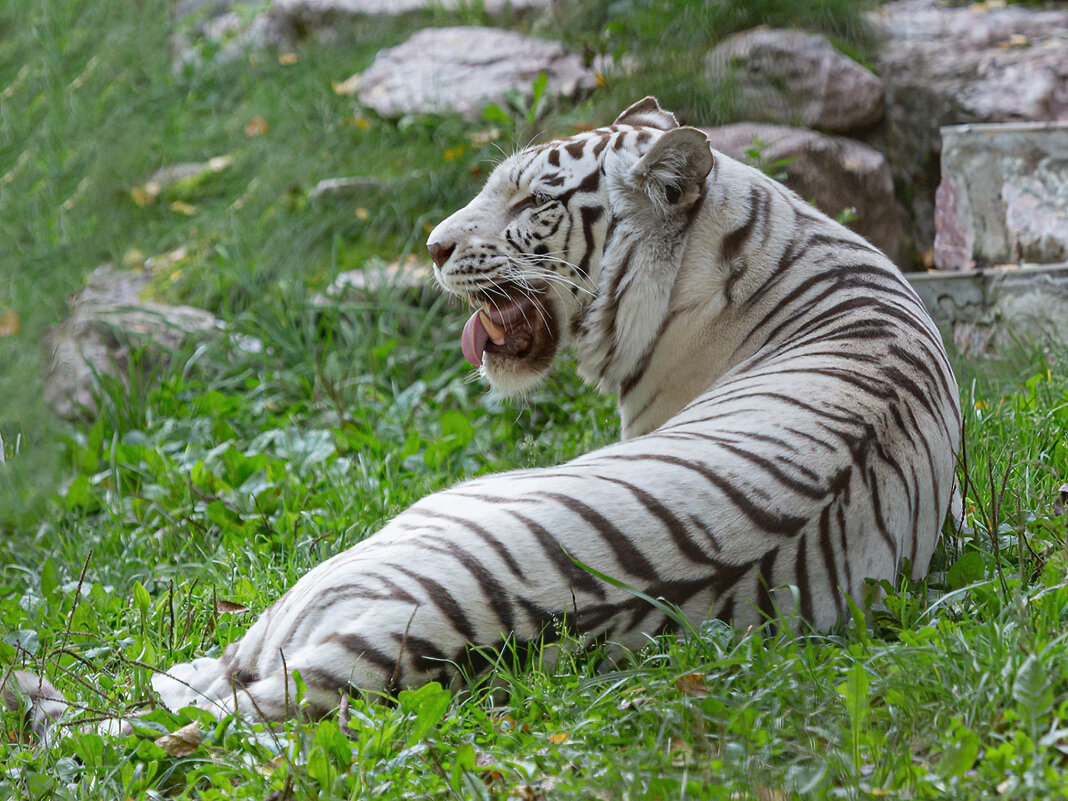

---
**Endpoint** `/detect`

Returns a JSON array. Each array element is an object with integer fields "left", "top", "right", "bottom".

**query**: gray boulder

[
  {"left": 908, "top": 263, "right": 1068, "bottom": 355},
  {"left": 44, "top": 266, "right": 222, "bottom": 421},
  {"left": 706, "top": 29, "right": 884, "bottom": 133},
  {"left": 935, "top": 121, "right": 1068, "bottom": 270},
  {"left": 269, "top": 0, "right": 550, "bottom": 44},
  {"left": 702, "top": 123, "right": 906, "bottom": 265},
  {"left": 868, "top": 0, "right": 1068, "bottom": 255},
  {"left": 356, "top": 26, "right": 595, "bottom": 118}
]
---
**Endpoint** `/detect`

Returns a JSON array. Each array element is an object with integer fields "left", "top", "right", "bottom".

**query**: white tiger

[{"left": 16, "top": 97, "right": 961, "bottom": 727}]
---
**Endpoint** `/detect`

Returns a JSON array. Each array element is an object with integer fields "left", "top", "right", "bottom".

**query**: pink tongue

[{"left": 461, "top": 310, "right": 489, "bottom": 367}]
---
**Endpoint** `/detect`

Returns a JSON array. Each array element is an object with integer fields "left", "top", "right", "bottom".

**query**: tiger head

[{"left": 427, "top": 97, "right": 714, "bottom": 399}]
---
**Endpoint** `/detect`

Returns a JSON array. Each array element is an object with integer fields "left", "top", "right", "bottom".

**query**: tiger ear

[
  {"left": 614, "top": 96, "right": 679, "bottom": 131},
  {"left": 631, "top": 126, "right": 714, "bottom": 207}
]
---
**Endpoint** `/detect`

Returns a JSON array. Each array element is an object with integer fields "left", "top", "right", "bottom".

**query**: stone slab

[
  {"left": 356, "top": 26, "right": 594, "bottom": 118},
  {"left": 706, "top": 28, "right": 884, "bottom": 133},
  {"left": 907, "top": 263, "right": 1068, "bottom": 354},
  {"left": 934, "top": 121, "right": 1068, "bottom": 270}
]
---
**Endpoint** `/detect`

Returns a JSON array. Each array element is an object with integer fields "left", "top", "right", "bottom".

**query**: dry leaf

[
  {"left": 548, "top": 732, "right": 569, "bottom": 745},
  {"left": 0, "top": 309, "right": 20, "bottom": 337},
  {"left": 123, "top": 249, "right": 145, "bottom": 268},
  {"left": 756, "top": 787, "right": 789, "bottom": 801},
  {"left": 355, "top": 207, "right": 370, "bottom": 221},
  {"left": 1053, "top": 482, "right": 1068, "bottom": 518},
  {"left": 131, "top": 186, "right": 154, "bottom": 207},
  {"left": 244, "top": 116, "right": 269, "bottom": 137},
  {"left": 207, "top": 154, "right": 234, "bottom": 172},
  {"left": 278, "top": 53, "right": 299, "bottom": 65},
  {"left": 216, "top": 600, "right": 249, "bottom": 614},
  {"left": 156, "top": 721, "right": 202, "bottom": 756},
  {"left": 170, "top": 201, "right": 197, "bottom": 216},
  {"left": 675, "top": 673, "right": 709, "bottom": 697},
  {"left": 508, "top": 786, "right": 546, "bottom": 801},
  {"left": 332, "top": 73, "right": 362, "bottom": 96}
]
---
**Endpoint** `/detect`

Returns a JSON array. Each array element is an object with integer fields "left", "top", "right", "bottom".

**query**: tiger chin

[{"left": 26, "top": 97, "right": 960, "bottom": 734}]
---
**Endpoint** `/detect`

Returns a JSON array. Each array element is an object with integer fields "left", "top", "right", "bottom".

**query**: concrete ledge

[{"left": 907, "top": 263, "right": 1068, "bottom": 354}]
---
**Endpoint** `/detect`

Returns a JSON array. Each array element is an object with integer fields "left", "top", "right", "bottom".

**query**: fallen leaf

[
  {"left": 170, "top": 201, "right": 197, "bottom": 216},
  {"left": 756, "top": 787, "right": 789, "bottom": 801},
  {"left": 0, "top": 309, "right": 19, "bottom": 336},
  {"left": 244, "top": 116, "right": 269, "bottom": 137},
  {"left": 548, "top": 732, "right": 569, "bottom": 745},
  {"left": 278, "top": 52, "right": 299, "bottom": 65},
  {"left": 156, "top": 721, "right": 202, "bottom": 756},
  {"left": 675, "top": 673, "right": 709, "bottom": 697},
  {"left": 468, "top": 128, "right": 500, "bottom": 145},
  {"left": 131, "top": 186, "right": 154, "bottom": 207},
  {"left": 1054, "top": 482, "right": 1068, "bottom": 521},
  {"left": 123, "top": 247, "right": 146, "bottom": 267},
  {"left": 333, "top": 73, "right": 362, "bottom": 96},
  {"left": 216, "top": 599, "right": 249, "bottom": 614},
  {"left": 206, "top": 154, "right": 233, "bottom": 172},
  {"left": 356, "top": 207, "right": 370, "bottom": 220}
]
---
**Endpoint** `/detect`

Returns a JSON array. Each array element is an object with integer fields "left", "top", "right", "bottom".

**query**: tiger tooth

[{"left": 478, "top": 310, "right": 507, "bottom": 345}]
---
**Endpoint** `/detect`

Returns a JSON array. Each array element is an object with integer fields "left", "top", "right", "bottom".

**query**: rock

[
  {"left": 355, "top": 27, "right": 595, "bottom": 118},
  {"left": 934, "top": 121, "right": 1068, "bottom": 270},
  {"left": 43, "top": 265, "right": 223, "bottom": 421},
  {"left": 312, "top": 258, "right": 435, "bottom": 306},
  {"left": 705, "top": 29, "right": 884, "bottom": 133},
  {"left": 867, "top": 0, "right": 1068, "bottom": 254},
  {"left": 170, "top": 1, "right": 276, "bottom": 69},
  {"left": 907, "top": 263, "right": 1068, "bottom": 355},
  {"left": 269, "top": 0, "right": 550, "bottom": 44},
  {"left": 702, "top": 123, "right": 906, "bottom": 265}
]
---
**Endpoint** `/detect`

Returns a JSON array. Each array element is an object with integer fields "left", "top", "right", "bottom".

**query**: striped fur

[{"left": 153, "top": 98, "right": 960, "bottom": 720}]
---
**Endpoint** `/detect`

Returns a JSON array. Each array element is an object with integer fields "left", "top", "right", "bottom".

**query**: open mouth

[{"left": 460, "top": 287, "right": 557, "bottom": 369}]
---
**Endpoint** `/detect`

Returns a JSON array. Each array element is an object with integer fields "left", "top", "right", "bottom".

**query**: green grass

[{"left": 3, "top": 1, "right": 1068, "bottom": 798}]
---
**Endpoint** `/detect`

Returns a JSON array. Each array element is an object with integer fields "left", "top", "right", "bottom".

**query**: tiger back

[{"left": 148, "top": 97, "right": 960, "bottom": 721}]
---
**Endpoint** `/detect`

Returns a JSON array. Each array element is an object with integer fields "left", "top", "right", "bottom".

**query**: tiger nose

[{"left": 427, "top": 239, "right": 455, "bottom": 268}]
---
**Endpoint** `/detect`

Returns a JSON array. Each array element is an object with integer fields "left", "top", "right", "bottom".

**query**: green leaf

[
  {"left": 40, "top": 559, "right": 59, "bottom": 598},
  {"left": 837, "top": 662, "right": 870, "bottom": 729},
  {"left": 946, "top": 551, "right": 986, "bottom": 590},
  {"left": 314, "top": 718, "right": 353, "bottom": 766},
  {"left": 481, "top": 103, "right": 512, "bottom": 125},
  {"left": 398, "top": 681, "right": 452, "bottom": 744},
  {"left": 133, "top": 581, "right": 151, "bottom": 616},
  {"left": 937, "top": 722, "right": 979, "bottom": 779},
  {"left": 1013, "top": 654, "right": 1052, "bottom": 723},
  {"left": 64, "top": 474, "right": 93, "bottom": 510}
]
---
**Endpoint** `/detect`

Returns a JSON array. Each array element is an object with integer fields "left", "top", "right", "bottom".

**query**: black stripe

[
  {"left": 415, "top": 511, "right": 527, "bottom": 582},
  {"left": 388, "top": 563, "right": 476, "bottom": 641},
  {"left": 413, "top": 535, "right": 518, "bottom": 633},
  {"left": 534, "top": 491, "right": 662, "bottom": 581},
  {"left": 324, "top": 633, "right": 397, "bottom": 676},
  {"left": 577, "top": 205, "right": 604, "bottom": 277},
  {"left": 505, "top": 509, "right": 608, "bottom": 600},
  {"left": 603, "top": 453, "right": 809, "bottom": 537},
  {"left": 757, "top": 547, "right": 779, "bottom": 621},
  {"left": 596, "top": 475, "right": 723, "bottom": 564}
]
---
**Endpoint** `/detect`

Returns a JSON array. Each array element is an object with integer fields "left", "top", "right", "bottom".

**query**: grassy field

[{"left": 3, "top": 1, "right": 1068, "bottom": 798}]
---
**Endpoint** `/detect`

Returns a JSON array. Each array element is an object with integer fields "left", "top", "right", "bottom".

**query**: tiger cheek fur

[{"left": 141, "top": 97, "right": 959, "bottom": 726}]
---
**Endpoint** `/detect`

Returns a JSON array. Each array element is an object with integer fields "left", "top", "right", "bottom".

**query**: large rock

[
  {"left": 935, "top": 121, "right": 1068, "bottom": 270},
  {"left": 706, "top": 29, "right": 884, "bottom": 133},
  {"left": 356, "top": 27, "right": 594, "bottom": 118},
  {"left": 907, "top": 263, "right": 1068, "bottom": 355},
  {"left": 269, "top": 0, "right": 549, "bottom": 44},
  {"left": 702, "top": 123, "right": 906, "bottom": 265},
  {"left": 44, "top": 266, "right": 223, "bottom": 421},
  {"left": 868, "top": 0, "right": 1068, "bottom": 255}
]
